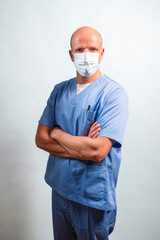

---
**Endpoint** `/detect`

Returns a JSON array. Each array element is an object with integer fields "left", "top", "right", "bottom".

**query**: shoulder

[
  {"left": 103, "top": 74, "right": 128, "bottom": 103},
  {"left": 50, "top": 77, "right": 76, "bottom": 94}
]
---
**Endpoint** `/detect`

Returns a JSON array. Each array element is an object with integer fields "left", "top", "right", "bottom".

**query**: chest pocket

[{"left": 80, "top": 109, "right": 96, "bottom": 136}]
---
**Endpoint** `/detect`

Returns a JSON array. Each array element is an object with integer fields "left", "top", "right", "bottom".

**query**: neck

[{"left": 76, "top": 69, "right": 103, "bottom": 84}]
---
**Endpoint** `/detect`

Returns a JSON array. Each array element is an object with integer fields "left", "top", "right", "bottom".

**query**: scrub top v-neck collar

[{"left": 70, "top": 74, "right": 105, "bottom": 105}]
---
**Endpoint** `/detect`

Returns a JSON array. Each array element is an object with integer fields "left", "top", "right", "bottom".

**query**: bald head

[
  {"left": 69, "top": 26, "right": 105, "bottom": 65},
  {"left": 70, "top": 26, "right": 103, "bottom": 50}
]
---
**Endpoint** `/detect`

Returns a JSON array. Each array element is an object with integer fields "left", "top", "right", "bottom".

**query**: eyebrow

[
  {"left": 75, "top": 46, "right": 99, "bottom": 51},
  {"left": 75, "top": 47, "right": 83, "bottom": 51}
]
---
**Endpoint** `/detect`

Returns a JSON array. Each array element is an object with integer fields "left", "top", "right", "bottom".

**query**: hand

[
  {"left": 88, "top": 122, "right": 101, "bottom": 139},
  {"left": 50, "top": 126, "right": 61, "bottom": 139}
]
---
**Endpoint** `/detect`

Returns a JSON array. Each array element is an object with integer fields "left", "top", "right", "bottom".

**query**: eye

[
  {"left": 90, "top": 48, "right": 98, "bottom": 52},
  {"left": 76, "top": 48, "right": 83, "bottom": 53}
]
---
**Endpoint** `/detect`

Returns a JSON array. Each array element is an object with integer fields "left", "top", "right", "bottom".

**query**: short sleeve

[
  {"left": 97, "top": 88, "right": 129, "bottom": 148},
  {"left": 38, "top": 86, "right": 57, "bottom": 129}
]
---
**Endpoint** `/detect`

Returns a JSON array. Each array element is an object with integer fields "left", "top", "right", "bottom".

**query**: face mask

[{"left": 73, "top": 52, "right": 100, "bottom": 77}]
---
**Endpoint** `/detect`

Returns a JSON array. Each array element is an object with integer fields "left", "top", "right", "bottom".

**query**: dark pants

[{"left": 51, "top": 189, "right": 116, "bottom": 240}]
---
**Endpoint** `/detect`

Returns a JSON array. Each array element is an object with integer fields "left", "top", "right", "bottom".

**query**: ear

[
  {"left": 69, "top": 50, "right": 74, "bottom": 62},
  {"left": 99, "top": 48, "right": 105, "bottom": 62}
]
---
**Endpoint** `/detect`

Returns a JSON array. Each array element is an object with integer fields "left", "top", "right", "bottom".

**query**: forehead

[{"left": 72, "top": 32, "right": 101, "bottom": 49}]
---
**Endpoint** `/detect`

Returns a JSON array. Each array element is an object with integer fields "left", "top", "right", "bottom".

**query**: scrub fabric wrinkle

[{"left": 38, "top": 74, "right": 129, "bottom": 239}]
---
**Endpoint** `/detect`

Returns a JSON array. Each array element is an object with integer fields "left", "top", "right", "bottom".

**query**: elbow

[
  {"left": 92, "top": 150, "right": 106, "bottom": 163},
  {"left": 91, "top": 141, "right": 111, "bottom": 162},
  {"left": 35, "top": 138, "right": 40, "bottom": 148},
  {"left": 80, "top": 148, "right": 104, "bottom": 162},
  {"left": 35, "top": 135, "right": 43, "bottom": 149}
]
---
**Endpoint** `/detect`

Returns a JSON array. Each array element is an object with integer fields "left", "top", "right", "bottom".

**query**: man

[{"left": 35, "top": 26, "right": 129, "bottom": 240}]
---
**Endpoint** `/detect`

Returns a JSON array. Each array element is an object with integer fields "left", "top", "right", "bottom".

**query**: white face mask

[{"left": 73, "top": 52, "right": 100, "bottom": 77}]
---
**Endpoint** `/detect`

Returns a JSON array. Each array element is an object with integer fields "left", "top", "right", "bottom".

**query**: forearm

[
  {"left": 36, "top": 130, "right": 75, "bottom": 158},
  {"left": 50, "top": 129, "right": 99, "bottom": 161}
]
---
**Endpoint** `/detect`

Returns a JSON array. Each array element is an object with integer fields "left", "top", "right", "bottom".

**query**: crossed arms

[{"left": 35, "top": 122, "right": 115, "bottom": 162}]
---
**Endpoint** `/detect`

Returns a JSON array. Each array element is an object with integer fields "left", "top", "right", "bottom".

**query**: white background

[{"left": 0, "top": 0, "right": 160, "bottom": 239}]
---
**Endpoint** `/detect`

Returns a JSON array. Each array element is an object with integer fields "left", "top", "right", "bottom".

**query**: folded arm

[
  {"left": 35, "top": 123, "right": 114, "bottom": 162},
  {"left": 35, "top": 124, "right": 73, "bottom": 158},
  {"left": 35, "top": 122, "right": 100, "bottom": 158},
  {"left": 50, "top": 127, "right": 115, "bottom": 162}
]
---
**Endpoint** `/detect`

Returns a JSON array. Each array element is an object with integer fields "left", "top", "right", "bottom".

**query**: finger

[
  {"left": 90, "top": 123, "right": 101, "bottom": 132},
  {"left": 91, "top": 121, "right": 100, "bottom": 129},
  {"left": 91, "top": 131, "right": 100, "bottom": 139},
  {"left": 90, "top": 127, "right": 101, "bottom": 137},
  {"left": 92, "top": 121, "right": 97, "bottom": 126},
  {"left": 89, "top": 127, "right": 101, "bottom": 137},
  {"left": 88, "top": 122, "right": 100, "bottom": 137},
  {"left": 92, "top": 125, "right": 101, "bottom": 132}
]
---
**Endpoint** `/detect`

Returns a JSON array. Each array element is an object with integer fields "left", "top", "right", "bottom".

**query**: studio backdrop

[{"left": 0, "top": 0, "right": 160, "bottom": 240}]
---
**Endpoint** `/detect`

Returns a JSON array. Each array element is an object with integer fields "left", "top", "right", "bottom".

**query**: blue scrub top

[{"left": 38, "top": 74, "right": 129, "bottom": 210}]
